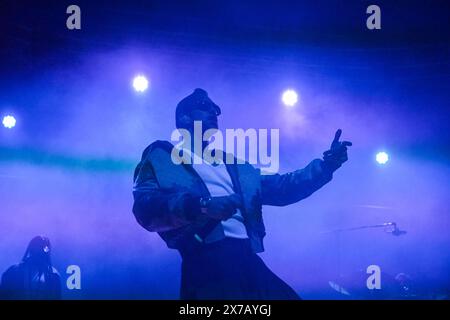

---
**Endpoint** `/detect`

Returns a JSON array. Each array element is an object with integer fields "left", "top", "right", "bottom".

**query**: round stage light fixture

[
  {"left": 376, "top": 151, "right": 389, "bottom": 164},
  {"left": 133, "top": 75, "right": 149, "bottom": 92},
  {"left": 282, "top": 89, "right": 298, "bottom": 107},
  {"left": 2, "top": 115, "right": 16, "bottom": 129}
]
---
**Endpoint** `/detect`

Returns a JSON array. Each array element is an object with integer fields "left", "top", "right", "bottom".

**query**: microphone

[
  {"left": 385, "top": 222, "right": 407, "bottom": 236},
  {"left": 391, "top": 227, "right": 407, "bottom": 236}
]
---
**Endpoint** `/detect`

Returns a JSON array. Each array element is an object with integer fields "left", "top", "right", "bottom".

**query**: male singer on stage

[{"left": 132, "top": 88, "right": 351, "bottom": 299}]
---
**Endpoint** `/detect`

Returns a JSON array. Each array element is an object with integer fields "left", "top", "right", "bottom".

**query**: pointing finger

[{"left": 333, "top": 129, "right": 342, "bottom": 144}]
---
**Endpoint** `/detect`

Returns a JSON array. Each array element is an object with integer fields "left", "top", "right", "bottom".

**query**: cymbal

[{"left": 329, "top": 270, "right": 398, "bottom": 299}]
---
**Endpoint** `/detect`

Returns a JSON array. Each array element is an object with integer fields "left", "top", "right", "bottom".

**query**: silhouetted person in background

[
  {"left": 0, "top": 236, "right": 61, "bottom": 300},
  {"left": 132, "top": 88, "right": 351, "bottom": 299}
]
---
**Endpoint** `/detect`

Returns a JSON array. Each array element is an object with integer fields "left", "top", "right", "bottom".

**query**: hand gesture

[
  {"left": 322, "top": 129, "right": 352, "bottom": 171},
  {"left": 203, "top": 194, "right": 243, "bottom": 221}
]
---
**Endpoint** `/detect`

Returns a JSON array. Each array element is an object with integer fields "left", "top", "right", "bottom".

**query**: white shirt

[{"left": 186, "top": 149, "right": 248, "bottom": 242}]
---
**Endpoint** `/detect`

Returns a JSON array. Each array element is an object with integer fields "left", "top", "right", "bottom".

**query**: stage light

[
  {"left": 376, "top": 151, "right": 389, "bottom": 164},
  {"left": 133, "top": 75, "right": 149, "bottom": 92},
  {"left": 2, "top": 115, "right": 16, "bottom": 129},
  {"left": 282, "top": 89, "right": 298, "bottom": 107}
]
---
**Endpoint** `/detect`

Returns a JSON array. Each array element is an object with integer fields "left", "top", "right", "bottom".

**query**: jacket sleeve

[
  {"left": 132, "top": 154, "right": 201, "bottom": 233},
  {"left": 260, "top": 159, "right": 333, "bottom": 206}
]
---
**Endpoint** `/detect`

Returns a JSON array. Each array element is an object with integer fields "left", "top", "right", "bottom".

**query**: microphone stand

[
  {"left": 322, "top": 222, "right": 400, "bottom": 285},
  {"left": 321, "top": 222, "right": 398, "bottom": 235}
]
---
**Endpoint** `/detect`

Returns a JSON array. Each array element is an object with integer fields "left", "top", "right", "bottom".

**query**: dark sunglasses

[{"left": 190, "top": 98, "right": 221, "bottom": 116}]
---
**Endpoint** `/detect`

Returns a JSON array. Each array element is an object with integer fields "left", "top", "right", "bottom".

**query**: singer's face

[{"left": 189, "top": 108, "right": 219, "bottom": 133}]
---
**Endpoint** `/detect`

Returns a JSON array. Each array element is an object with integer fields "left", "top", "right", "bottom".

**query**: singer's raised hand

[{"left": 322, "top": 129, "right": 352, "bottom": 172}]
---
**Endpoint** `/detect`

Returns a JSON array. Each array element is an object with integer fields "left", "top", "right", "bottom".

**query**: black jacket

[{"left": 132, "top": 140, "right": 334, "bottom": 253}]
